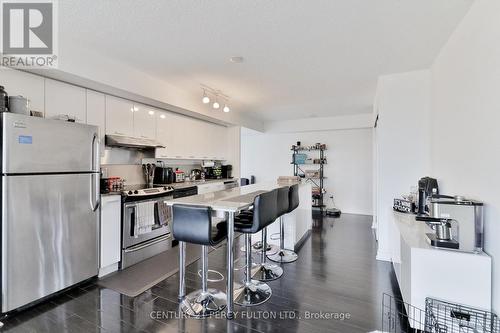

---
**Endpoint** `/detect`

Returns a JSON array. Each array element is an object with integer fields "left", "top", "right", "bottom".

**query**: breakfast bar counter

[{"left": 165, "top": 181, "right": 312, "bottom": 319}]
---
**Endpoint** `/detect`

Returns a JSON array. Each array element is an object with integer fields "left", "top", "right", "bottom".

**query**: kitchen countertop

[
  {"left": 393, "top": 211, "right": 435, "bottom": 249},
  {"left": 100, "top": 178, "right": 239, "bottom": 195},
  {"left": 165, "top": 181, "right": 302, "bottom": 212},
  {"left": 169, "top": 178, "right": 238, "bottom": 189}
]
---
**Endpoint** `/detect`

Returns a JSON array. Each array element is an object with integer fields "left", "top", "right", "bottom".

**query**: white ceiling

[{"left": 59, "top": 0, "right": 473, "bottom": 122}]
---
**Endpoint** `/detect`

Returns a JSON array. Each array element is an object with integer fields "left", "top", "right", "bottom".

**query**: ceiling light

[
  {"left": 160, "top": 114, "right": 166, "bottom": 119},
  {"left": 148, "top": 110, "right": 155, "bottom": 116},
  {"left": 213, "top": 94, "right": 220, "bottom": 109},
  {"left": 202, "top": 89, "right": 210, "bottom": 104},
  {"left": 223, "top": 105, "right": 230, "bottom": 113},
  {"left": 230, "top": 56, "right": 244, "bottom": 63},
  {"left": 131, "top": 106, "right": 139, "bottom": 112}
]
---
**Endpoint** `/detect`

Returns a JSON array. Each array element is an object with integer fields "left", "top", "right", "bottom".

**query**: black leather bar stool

[
  {"left": 233, "top": 189, "right": 278, "bottom": 306},
  {"left": 268, "top": 184, "right": 299, "bottom": 263},
  {"left": 172, "top": 204, "right": 227, "bottom": 318},
  {"left": 251, "top": 186, "right": 288, "bottom": 281}
]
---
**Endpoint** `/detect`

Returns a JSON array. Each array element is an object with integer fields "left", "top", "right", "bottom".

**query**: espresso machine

[
  {"left": 429, "top": 197, "right": 484, "bottom": 253},
  {"left": 418, "top": 196, "right": 484, "bottom": 253}
]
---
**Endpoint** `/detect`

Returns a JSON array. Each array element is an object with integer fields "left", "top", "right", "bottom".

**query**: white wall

[
  {"left": 241, "top": 125, "right": 373, "bottom": 215},
  {"left": 373, "top": 70, "right": 432, "bottom": 261},
  {"left": 430, "top": 0, "right": 500, "bottom": 313}
]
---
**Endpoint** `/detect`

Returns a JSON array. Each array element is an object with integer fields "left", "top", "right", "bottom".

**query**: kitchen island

[{"left": 165, "top": 181, "right": 312, "bottom": 319}]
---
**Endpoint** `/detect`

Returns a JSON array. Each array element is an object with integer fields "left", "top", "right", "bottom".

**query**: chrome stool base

[
  {"left": 234, "top": 280, "right": 272, "bottom": 306},
  {"left": 180, "top": 289, "right": 227, "bottom": 318},
  {"left": 239, "top": 242, "right": 278, "bottom": 255},
  {"left": 253, "top": 262, "right": 283, "bottom": 281},
  {"left": 267, "top": 249, "right": 298, "bottom": 263}
]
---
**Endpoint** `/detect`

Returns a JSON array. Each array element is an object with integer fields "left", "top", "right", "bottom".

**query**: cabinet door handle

[{"left": 114, "top": 132, "right": 124, "bottom": 135}]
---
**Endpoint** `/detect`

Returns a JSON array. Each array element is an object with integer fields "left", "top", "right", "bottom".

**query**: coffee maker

[
  {"left": 417, "top": 177, "right": 439, "bottom": 215},
  {"left": 221, "top": 165, "right": 232, "bottom": 179},
  {"left": 428, "top": 196, "right": 484, "bottom": 253}
]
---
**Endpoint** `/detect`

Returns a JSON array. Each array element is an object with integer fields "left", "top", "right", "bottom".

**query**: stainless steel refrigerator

[{"left": 1, "top": 113, "right": 100, "bottom": 313}]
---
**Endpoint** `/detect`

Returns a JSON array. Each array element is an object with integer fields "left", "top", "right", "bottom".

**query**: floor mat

[{"left": 98, "top": 243, "right": 204, "bottom": 297}]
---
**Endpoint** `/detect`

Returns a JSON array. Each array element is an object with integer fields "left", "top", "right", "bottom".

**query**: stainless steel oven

[{"left": 120, "top": 186, "right": 174, "bottom": 269}]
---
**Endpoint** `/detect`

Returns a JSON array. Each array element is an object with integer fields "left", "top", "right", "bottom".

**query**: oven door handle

[
  {"left": 126, "top": 205, "right": 137, "bottom": 237},
  {"left": 124, "top": 234, "right": 171, "bottom": 253}
]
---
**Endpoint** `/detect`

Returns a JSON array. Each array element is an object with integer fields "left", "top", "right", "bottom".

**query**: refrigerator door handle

[
  {"left": 91, "top": 133, "right": 101, "bottom": 211},
  {"left": 90, "top": 173, "right": 100, "bottom": 211}
]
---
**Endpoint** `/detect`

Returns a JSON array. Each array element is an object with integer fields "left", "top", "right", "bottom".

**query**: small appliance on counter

[
  {"left": 175, "top": 168, "right": 185, "bottom": 183},
  {"left": 221, "top": 165, "right": 232, "bottom": 179},
  {"left": 204, "top": 165, "right": 222, "bottom": 179},
  {"left": 416, "top": 215, "right": 459, "bottom": 250},
  {"left": 101, "top": 177, "right": 124, "bottom": 194},
  {"left": 429, "top": 196, "right": 484, "bottom": 253},
  {"left": 189, "top": 168, "right": 203, "bottom": 181},
  {"left": 416, "top": 176, "right": 439, "bottom": 215},
  {"left": 153, "top": 161, "right": 174, "bottom": 185}
]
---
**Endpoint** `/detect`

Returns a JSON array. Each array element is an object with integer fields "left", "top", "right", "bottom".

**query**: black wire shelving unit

[{"left": 291, "top": 144, "right": 327, "bottom": 213}]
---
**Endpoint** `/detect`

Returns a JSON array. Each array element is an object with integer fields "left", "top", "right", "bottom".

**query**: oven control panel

[{"left": 122, "top": 186, "right": 175, "bottom": 197}]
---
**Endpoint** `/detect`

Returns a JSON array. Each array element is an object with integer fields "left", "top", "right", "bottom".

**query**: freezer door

[
  {"left": 2, "top": 113, "right": 99, "bottom": 174},
  {"left": 2, "top": 174, "right": 99, "bottom": 312}
]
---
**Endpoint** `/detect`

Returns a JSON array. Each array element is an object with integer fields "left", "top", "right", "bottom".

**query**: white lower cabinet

[{"left": 99, "top": 195, "right": 121, "bottom": 277}]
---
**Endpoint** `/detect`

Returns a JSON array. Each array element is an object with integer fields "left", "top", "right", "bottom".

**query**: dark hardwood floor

[{"left": 0, "top": 214, "right": 398, "bottom": 333}]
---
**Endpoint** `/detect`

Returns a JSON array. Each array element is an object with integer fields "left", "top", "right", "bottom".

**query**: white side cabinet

[
  {"left": 86, "top": 90, "right": 106, "bottom": 156},
  {"left": 105, "top": 96, "right": 134, "bottom": 136},
  {"left": 0, "top": 68, "right": 45, "bottom": 114},
  {"left": 45, "top": 79, "right": 86, "bottom": 122},
  {"left": 99, "top": 195, "right": 121, "bottom": 277}
]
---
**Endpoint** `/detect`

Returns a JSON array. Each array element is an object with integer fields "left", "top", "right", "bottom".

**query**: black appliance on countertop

[
  {"left": 153, "top": 162, "right": 175, "bottom": 185},
  {"left": 221, "top": 165, "right": 233, "bottom": 179},
  {"left": 417, "top": 177, "right": 439, "bottom": 215},
  {"left": 204, "top": 166, "right": 222, "bottom": 179}
]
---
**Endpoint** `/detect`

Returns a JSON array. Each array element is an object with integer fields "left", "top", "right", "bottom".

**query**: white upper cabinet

[
  {"left": 0, "top": 68, "right": 45, "bottom": 114},
  {"left": 155, "top": 112, "right": 228, "bottom": 160},
  {"left": 105, "top": 96, "right": 134, "bottom": 136},
  {"left": 133, "top": 104, "right": 157, "bottom": 140},
  {"left": 45, "top": 79, "right": 86, "bottom": 122},
  {"left": 214, "top": 124, "right": 228, "bottom": 160},
  {"left": 155, "top": 111, "right": 174, "bottom": 158},
  {"left": 86, "top": 90, "right": 106, "bottom": 156}
]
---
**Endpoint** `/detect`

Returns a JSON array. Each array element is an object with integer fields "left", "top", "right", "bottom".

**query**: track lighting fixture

[
  {"left": 200, "top": 85, "right": 231, "bottom": 113},
  {"left": 202, "top": 89, "right": 210, "bottom": 104}
]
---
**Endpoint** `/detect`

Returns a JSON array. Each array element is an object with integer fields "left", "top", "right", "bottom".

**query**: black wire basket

[{"left": 382, "top": 293, "right": 499, "bottom": 333}]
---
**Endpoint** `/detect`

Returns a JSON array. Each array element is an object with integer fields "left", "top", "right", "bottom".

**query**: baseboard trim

[
  {"left": 295, "top": 229, "right": 312, "bottom": 252},
  {"left": 376, "top": 250, "right": 392, "bottom": 262}
]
